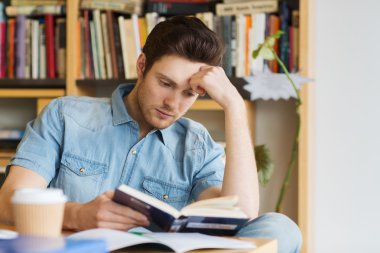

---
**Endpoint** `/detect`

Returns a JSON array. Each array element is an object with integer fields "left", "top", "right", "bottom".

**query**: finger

[
  {"left": 107, "top": 201, "right": 149, "bottom": 223},
  {"left": 97, "top": 221, "right": 140, "bottom": 231},
  {"left": 103, "top": 190, "right": 115, "bottom": 198},
  {"left": 97, "top": 208, "right": 150, "bottom": 227}
]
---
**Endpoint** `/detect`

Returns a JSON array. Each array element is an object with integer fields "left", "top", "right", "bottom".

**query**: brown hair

[{"left": 142, "top": 15, "right": 224, "bottom": 75}]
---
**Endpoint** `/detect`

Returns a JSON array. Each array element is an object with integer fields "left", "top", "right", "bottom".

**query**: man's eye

[
  {"left": 184, "top": 91, "right": 196, "bottom": 97},
  {"left": 160, "top": 80, "right": 171, "bottom": 87}
]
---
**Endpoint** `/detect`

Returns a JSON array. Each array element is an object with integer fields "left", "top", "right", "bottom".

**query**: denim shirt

[{"left": 7, "top": 84, "right": 225, "bottom": 210}]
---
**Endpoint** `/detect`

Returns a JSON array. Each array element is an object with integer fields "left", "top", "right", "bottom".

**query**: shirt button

[
  {"left": 131, "top": 149, "right": 137, "bottom": 155},
  {"left": 79, "top": 168, "right": 85, "bottom": 173},
  {"left": 163, "top": 194, "right": 169, "bottom": 199}
]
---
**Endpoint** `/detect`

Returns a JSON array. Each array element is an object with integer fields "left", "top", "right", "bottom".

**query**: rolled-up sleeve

[
  {"left": 6, "top": 99, "right": 63, "bottom": 183},
  {"left": 190, "top": 131, "right": 225, "bottom": 201}
]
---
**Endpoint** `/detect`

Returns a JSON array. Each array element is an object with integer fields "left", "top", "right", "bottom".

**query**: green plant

[
  {"left": 252, "top": 31, "right": 302, "bottom": 212},
  {"left": 255, "top": 144, "right": 274, "bottom": 187}
]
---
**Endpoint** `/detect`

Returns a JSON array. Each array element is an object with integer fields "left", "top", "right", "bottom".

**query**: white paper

[{"left": 68, "top": 228, "right": 255, "bottom": 253}]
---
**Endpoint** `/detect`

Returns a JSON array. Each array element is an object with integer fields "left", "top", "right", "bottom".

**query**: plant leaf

[
  {"left": 259, "top": 47, "right": 275, "bottom": 60},
  {"left": 255, "top": 145, "right": 274, "bottom": 186}
]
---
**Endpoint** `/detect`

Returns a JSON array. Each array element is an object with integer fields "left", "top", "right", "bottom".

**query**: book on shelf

[
  {"left": 113, "top": 184, "right": 249, "bottom": 236},
  {"left": 5, "top": 5, "right": 66, "bottom": 16},
  {"left": 69, "top": 228, "right": 255, "bottom": 252},
  {"left": 10, "top": 0, "right": 66, "bottom": 6},
  {"left": 146, "top": 0, "right": 212, "bottom": 15},
  {"left": 80, "top": 0, "right": 143, "bottom": 15},
  {"left": 216, "top": 0, "right": 278, "bottom": 16}
]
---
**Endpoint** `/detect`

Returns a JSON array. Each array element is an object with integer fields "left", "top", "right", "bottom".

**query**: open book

[
  {"left": 112, "top": 184, "right": 249, "bottom": 235},
  {"left": 68, "top": 228, "right": 255, "bottom": 253}
]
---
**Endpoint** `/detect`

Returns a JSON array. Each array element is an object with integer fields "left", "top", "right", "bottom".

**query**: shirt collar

[{"left": 111, "top": 84, "right": 136, "bottom": 125}]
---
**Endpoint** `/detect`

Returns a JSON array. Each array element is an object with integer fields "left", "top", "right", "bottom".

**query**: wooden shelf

[
  {"left": 0, "top": 89, "right": 65, "bottom": 98},
  {"left": 0, "top": 79, "right": 65, "bottom": 88}
]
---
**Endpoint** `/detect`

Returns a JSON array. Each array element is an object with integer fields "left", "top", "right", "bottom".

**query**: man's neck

[{"left": 124, "top": 89, "right": 152, "bottom": 139}]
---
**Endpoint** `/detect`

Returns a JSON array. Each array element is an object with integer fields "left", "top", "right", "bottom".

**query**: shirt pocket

[
  {"left": 142, "top": 176, "right": 191, "bottom": 210},
  {"left": 54, "top": 153, "right": 108, "bottom": 203}
]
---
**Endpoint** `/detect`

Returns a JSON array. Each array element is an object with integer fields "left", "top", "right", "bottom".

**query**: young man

[{"left": 0, "top": 16, "right": 301, "bottom": 252}]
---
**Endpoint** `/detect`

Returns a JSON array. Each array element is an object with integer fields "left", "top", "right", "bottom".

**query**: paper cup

[{"left": 12, "top": 188, "right": 67, "bottom": 237}]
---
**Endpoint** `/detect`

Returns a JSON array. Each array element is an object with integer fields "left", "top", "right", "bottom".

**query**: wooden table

[{"left": 0, "top": 224, "right": 277, "bottom": 253}]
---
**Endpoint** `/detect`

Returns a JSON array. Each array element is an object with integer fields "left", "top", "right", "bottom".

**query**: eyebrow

[{"left": 156, "top": 73, "right": 195, "bottom": 93}]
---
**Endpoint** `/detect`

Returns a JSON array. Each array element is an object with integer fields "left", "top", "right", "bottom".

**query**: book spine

[
  {"left": 0, "top": 22, "right": 6, "bottom": 78},
  {"left": 7, "top": 19, "right": 16, "bottom": 79},
  {"left": 5, "top": 5, "right": 66, "bottom": 16},
  {"left": 222, "top": 16, "right": 232, "bottom": 77},
  {"left": 83, "top": 10, "right": 93, "bottom": 79},
  {"left": 113, "top": 15, "right": 124, "bottom": 79},
  {"left": 131, "top": 14, "right": 141, "bottom": 56},
  {"left": 57, "top": 18, "right": 66, "bottom": 79},
  {"left": 101, "top": 12, "right": 113, "bottom": 79},
  {"left": 90, "top": 21, "right": 100, "bottom": 79},
  {"left": 93, "top": 10, "right": 106, "bottom": 79},
  {"left": 216, "top": 0, "right": 278, "bottom": 16},
  {"left": 279, "top": 1, "right": 289, "bottom": 73},
  {"left": 106, "top": 11, "right": 118, "bottom": 79},
  {"left": 31, "top": 20, "right": 39, "bottom": 79},
  {"left": 124, "top": 18, "right": 137, "bottom": 79},
  {"left": 38, "top": 20, "right": 46, "bottom": 79},
  {"left": 24, "top": 19, "right": 31, "bottom": 79},
  {"left": 118, "top": 15, "right": 129, "bottom": 79},
  {"left": 16, "top": 15, "right": 26, "bottom": 79},
  {"left": 45, "top": 14, "right": 55, "bottom": 78},
  {"left": 146, "top": 2, "right": 211, "bottom": 15},
  {"left": 81, "top": 0, "right": 142, "bottom": 15}
]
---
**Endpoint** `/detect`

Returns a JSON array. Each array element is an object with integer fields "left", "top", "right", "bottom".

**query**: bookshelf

[{"left": 1, "top": 0, "right": 311, "bottom": 251}]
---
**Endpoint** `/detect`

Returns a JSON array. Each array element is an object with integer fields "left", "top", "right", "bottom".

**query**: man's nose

[{"left": 163, "top": 92, "right": 180, "bottom": 109}]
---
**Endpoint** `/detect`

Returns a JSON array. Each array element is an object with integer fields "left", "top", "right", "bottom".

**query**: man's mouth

[{"left": 156, "top": 109, "right": 174, "bottom": 119}]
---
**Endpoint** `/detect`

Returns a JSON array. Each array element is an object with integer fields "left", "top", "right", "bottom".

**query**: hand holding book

[{"left": 112, "top": 184, "right": 249, "bottom": 236}]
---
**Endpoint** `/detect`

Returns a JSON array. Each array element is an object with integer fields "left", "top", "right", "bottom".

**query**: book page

[
  {"left": 146, "top": 232, "right": 256, "bottom": 252},
  {"left": 181, "top": 195, "right": 248, "bottom": 218}
]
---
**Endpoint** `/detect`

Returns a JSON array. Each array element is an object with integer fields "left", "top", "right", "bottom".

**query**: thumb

[{"left": 104, "top": 190, "right": 115, "bottom": 199}]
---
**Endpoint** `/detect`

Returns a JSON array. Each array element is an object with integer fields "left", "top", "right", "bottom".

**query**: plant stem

[
  {"left": 272, "top": 49, "right": 302, "bottom": 105},
  {"left": 275, "top": 106, "right": 300, "bottom": 212},
  {"left": 270, "top": 49, "right": 303, "bottom": 212}
]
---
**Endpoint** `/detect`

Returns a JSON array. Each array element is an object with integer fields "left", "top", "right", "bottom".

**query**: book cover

[{"left": 113, "top": 184, "right": 249, "bottom": 236}]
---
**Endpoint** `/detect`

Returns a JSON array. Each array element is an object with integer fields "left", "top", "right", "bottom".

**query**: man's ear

[{"left": 136, "top": 53, "right": 146, "bottom": 78}]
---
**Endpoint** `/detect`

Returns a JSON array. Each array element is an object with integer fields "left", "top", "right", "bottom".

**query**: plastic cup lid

[{"left": 11, "top": 188, "right": 67, "bottom": 204}]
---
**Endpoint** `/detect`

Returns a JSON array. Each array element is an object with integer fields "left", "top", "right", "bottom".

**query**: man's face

[{"left": 135, "top": 54, "right": 207, "bottom": 129}]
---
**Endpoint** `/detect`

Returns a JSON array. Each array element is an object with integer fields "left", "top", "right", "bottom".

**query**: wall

[{"left": 312, "top": 0, "right": 380, "bottom": 252}]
